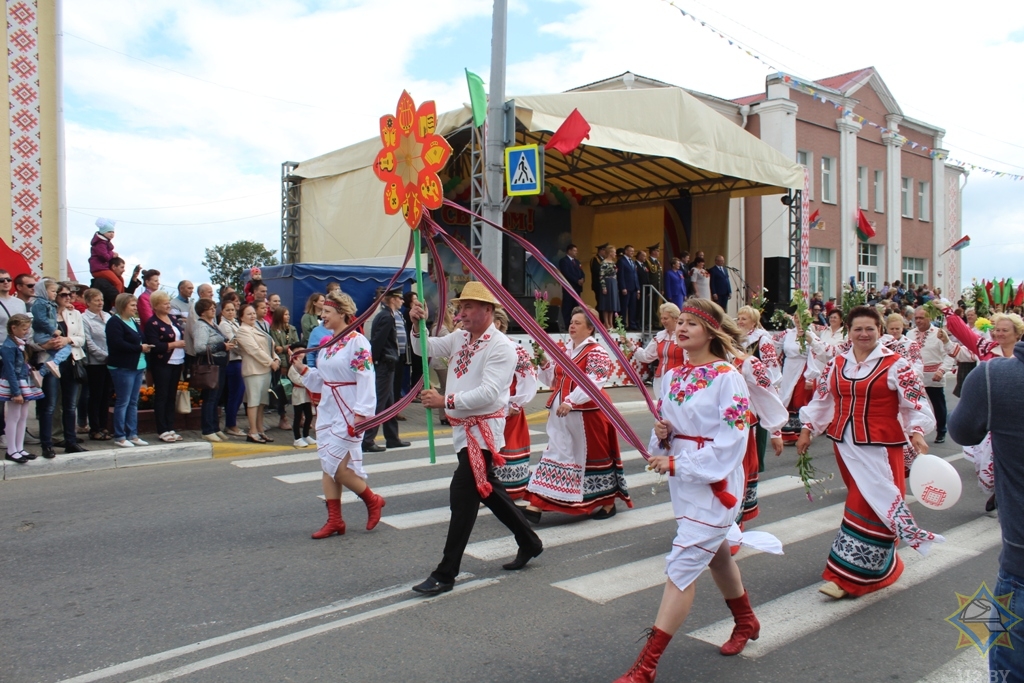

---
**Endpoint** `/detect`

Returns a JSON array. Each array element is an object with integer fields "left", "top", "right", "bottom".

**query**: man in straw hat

[{"left": 408, "top": 281, "right": 543, "bottom": 595}]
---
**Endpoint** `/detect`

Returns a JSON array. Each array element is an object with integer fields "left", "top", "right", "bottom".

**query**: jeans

[
  {"left": 110, "top": 368, "right": 144, "bottom": 440},
  {"left": 38, "top": 369, "right": 79, "bottom": 448},
  {"left": 151, "top": 363, "right": 182, "bottom": 434},
  {"left": 225, "top": 360, "right": 244, "bottom": 429},
  {"left": 925, "top": 386, "right": 947, "bottom": 436},
  {"left": 200, "top": 365, "right": 226, "bottom": 435},
  {"left": 991, "top": 569, "right": 1024, "bottom": 682}
]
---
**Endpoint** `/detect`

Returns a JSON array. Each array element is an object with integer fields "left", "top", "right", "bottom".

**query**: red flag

[
  {"left": 1014, "top": 283, "right": 1024, "bottom": 307},
  {"left": 0, "top": 238, "right": 33, "bottom": 279},
  {"left": 545, "top": 108, "right": 591, "bottom": 155},
  {"left": 856, "top": 209, "right": 876, "bottom": 241}
]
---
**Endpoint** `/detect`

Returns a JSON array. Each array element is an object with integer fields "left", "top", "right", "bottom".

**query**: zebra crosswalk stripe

[{"left": 685, "top": 515, "right": 1002, "bottom": 657}]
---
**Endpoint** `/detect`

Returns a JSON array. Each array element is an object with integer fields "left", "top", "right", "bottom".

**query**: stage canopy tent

[{"left": 292, "top": 86, "right": 805, "bottom": 263}]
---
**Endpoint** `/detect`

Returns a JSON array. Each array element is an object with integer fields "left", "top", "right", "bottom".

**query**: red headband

[
  {"left": 323, "top": 299, "right": 343, "bottom": 311},
  {"left": 682, "top": 306, "right": 720, "bottom": 330}
]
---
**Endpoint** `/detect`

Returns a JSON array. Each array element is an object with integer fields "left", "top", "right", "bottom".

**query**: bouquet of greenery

[
  {"left": 530, "top": 290, "right": 550, "bottom": 367},
  {"left": 968, "top": 280, "right": 990, "bottom": 317},
  {"left": 790, "top": 290, "right": 814, "bottom": 353},
  {"left": 750, "top": 287, "right": 768, "bottom": 312},
  {"left": 796, "top": 451, "right": 835, "bottom": 502},
  {"left": 769, "top": 308, "right": 793, "bottom": 330},
  {"left": 922, "top": 298, "right": 951, "bottom": 321},
  {"left": 841, "top": 276, "right": 866, "bottom": 318}
]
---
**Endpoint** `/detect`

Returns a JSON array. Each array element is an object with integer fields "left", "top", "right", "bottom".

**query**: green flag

[{"left": 465, "top": 69, "right": 487, "bottom": 128}]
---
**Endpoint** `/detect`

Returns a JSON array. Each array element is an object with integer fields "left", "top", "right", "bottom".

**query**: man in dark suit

[
  {"left": 646, "top": 243, "right": 664, "bottom": 328},
  {"left": 590, "top": 243, "right": 607, "bottom": 303},
  {"left": 558, "top": 243, "right": 585, "bottom": 330},
  {"left": 363, "top": 289, "right": 410, "bottom": 452},
  {"left": 710, "top": 254, "right": 733, "bottom": 311},
  {"left": 617, "top": 244, "right": 640, "bottom": 330}
]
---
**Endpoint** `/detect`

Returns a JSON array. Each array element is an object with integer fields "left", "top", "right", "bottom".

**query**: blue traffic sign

[{"left": 505, "top": 144, "right": 543, "bottom": 196}]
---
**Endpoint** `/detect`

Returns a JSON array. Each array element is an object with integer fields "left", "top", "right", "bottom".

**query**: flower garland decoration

[{"left": 372, "top": 91, "right": 453, "bottom": 229}]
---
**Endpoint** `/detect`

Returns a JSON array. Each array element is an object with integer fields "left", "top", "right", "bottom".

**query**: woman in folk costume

[
  {"left": 726, "top": 312, "right": 787, "bottom": 529},
  {"left": 523, "top": 306, "right": 632, "bottom": 522},
  {"left": 942, "top": 309, "right": 1024, "bottom": 511},
  {"left": 797, "top": 306, "right": 942, "bottom": 600},
  {"left": 290, "top": 290, "right": 386, "bottom": 539},
  {"left": 631, "top": 303, "right": 685, "bottom": 400},
  {"left": 614, "top": 299, "right": 783, "bottom": 683},
  {"left": 817, "top": 308, "right": 847, "bottom": 353},
  {"left": 772, "top": 316, "right": 824, "bottom": 442},
  {"left": 491, "top": 309, "right": 538, "bottom": 499},
  {"left": 878, "top": 313, "right": 926, "bottom": 475}
]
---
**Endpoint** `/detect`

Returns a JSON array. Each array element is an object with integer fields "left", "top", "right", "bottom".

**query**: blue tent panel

[{"left": 256, "top": 263, "right": 416, "bottom": 318}]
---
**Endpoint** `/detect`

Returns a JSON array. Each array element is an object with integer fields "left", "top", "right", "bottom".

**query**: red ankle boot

[
  {"left": 359, "top": 488, "right": 386, "bottom": 530},
  {"left": 720, "top": 590, "right": 759, "bottom": 656},
  {"left": 613, "top": 626, "right": 672, "bottom": 683},
  {"left": 311, "top": 499, "right": 346, "bottom": 539}
]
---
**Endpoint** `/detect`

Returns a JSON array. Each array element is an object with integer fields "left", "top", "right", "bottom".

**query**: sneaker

[
  {"left": 293, "top": 438, "right": 308, "bottom": 448},
  {"left": 203, "top": 433, "right": 222, "bottom": 443},
  {"left": 129, "top": 437, "right": 149, "bottom": 446},
  {"left": 304, "top": 436, "right": 317, "bottom": 446},
  {"left": 24, "top": 431, "right": 40, "bottom": 445},
  {"left": 114, "top": 439, "right": 134, "bottom": 448}
]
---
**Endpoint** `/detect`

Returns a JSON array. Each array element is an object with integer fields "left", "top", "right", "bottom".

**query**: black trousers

[
  {"left": 925, "top": 386, "right": 947, "bottom": 436},
  {"left": 431, "top": 448, "right": 542, "bottom": 584},
  {"left": 561, "top": 289, "right": 580, "bottom": 330},
  {"left": 151, "top": 363, "right": 182, "bottom": 435},
  {"left": 85, "top": 364, "right": 113, "bottom": 433},
  {"left": 362, "top": 362, "right": 398, "bottom": 445},
  {"left": 292, "top": 403, "right": 313, "bottom": 440}
]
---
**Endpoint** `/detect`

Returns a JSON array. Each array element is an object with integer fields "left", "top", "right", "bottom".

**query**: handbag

[
  {"left": 175, "top": 388, "right": 193, "bottom": 414},
  {"left": 191, "top": 351, "right": 219, "bottom": 391},
  {"left": 29, "top": 368, "right": 43, "bottom": 388},
  {"left": 70, "top": 355, "right": 87, "bottom": 383}
]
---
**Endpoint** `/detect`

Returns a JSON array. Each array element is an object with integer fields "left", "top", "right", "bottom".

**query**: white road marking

[
  {"left": 914, "top": 648, "right": 989, "bottom": 683},
  {"left": 57, "top": 574, "right": 476, "bottom": 683},
  {"left": 382, "top": 467, "right": 659, "bottom": 529},
  {"left": 553, "top": 489, "right": 839, "bottom": 603},
  {"left": 125, "top": 579, "right": 498, "bottom": 683},
  {"left": 685, "top": 516, "right": 1002, "bottom": 657}
]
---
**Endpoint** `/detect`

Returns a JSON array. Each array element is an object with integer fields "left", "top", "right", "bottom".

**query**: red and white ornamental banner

[
  {"left": 800, "top": 167, "right": 810, "bottom": 297},
  {"left": 7, "top": 0, "right": 44, "bottom": 272}
]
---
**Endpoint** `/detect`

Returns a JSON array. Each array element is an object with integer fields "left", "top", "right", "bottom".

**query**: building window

[
  {"left": 901, "top": 177, "right": 913, "bottom": 218},
  {"left": 858, "top": 166, "right": 868, "bottom": 210},
  {"left": 874, "top": 170, "right": 885, "bottom": 213},
  {"left": 902, "top": 257, "right": 926, "bottom": 287},
  {"left": 821, "top": 156, "right": 836, "bottom": 204},
  {"left": 797, "top": 150, "right": 813, "bottom": 200},
  {"left": 918, "top": 181, "right": 930, "bottom": 222},
  {"left": 858, "top": 242, "right": 879, "bottom": 290},
  {"left": 808, "top": 247, "right": 832, "bottom": 301}
]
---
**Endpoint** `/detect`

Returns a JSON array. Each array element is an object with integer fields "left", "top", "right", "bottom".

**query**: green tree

[{"left": 202, "top": 240, "right": 279, "bottom": 292}]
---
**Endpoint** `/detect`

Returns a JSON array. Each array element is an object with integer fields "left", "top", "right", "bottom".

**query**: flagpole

[
  {"left": 413, "top": 227, "right": 436, "bottom": 465},
  {"left": 481, "top": 0, "right": 507, "bottom": 279}
]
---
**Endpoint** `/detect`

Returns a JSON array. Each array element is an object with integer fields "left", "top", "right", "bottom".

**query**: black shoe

[
  {"left": 522, "top": 508, "right": 542, "bottom": 524},
  {"left": 591, "top": 504, "right": 618, "bottom": 520},
  {"left": 363, "top": 442, "right": 386, "bottom": 453},
  {"left": 5, "top": 452, "right": 28, "bottom": 464},
  {"left": 934, "top": 433, "right": 946, "bottom": 444},
  {"left": 41, "top": 448, "right": 56, "bottom": 459},
  {"left": 54, "top": 440, "right": 67, "bottom": 448},
  {"left": 986, "top": 494, "right": 998, "bottom": 513},
  {"left": 22, "top": 450, "right": 37, "bottom": 460},
  {"left": 412, "top": 576, "right": 454, "bottom": 595},
  {"left": 65, "top": 443, "right": 88, "bottom": 454},
  {"left": 386, "top": 440, "right": 411, "bottom": 448},
  {"left": 502, "top": 544, "right": 543, "bottom": 571}
]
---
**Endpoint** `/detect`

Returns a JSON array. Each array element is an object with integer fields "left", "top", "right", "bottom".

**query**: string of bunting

[{"left": 661, "top": 0, "right": 1024, "bottom": 182}]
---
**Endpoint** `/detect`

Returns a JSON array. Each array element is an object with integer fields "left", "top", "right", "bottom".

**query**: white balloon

[{"left": 909, "top": 453, "right": 962, "bottom": 510}]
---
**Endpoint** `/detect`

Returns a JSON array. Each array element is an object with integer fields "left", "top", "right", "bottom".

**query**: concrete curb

[{"left": 1, "top": 442, "right": 213, "bottom": 481}]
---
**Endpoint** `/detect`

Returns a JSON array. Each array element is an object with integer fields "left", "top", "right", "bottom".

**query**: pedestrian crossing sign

[{"left": 505, "top": 144, "right": 543, "bottom": 196}]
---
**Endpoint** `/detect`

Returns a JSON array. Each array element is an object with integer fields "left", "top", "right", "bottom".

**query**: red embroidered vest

[
  {"left": 654, "top": 336, "right": 686, "bottom": 378},
  {"left": 825, "top": 354, "right": 905, "bottom": 446},
  {"left": 546, "top": 343, "right": 603, "bottom": 411}
]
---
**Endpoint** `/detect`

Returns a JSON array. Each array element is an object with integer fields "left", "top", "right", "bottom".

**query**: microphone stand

[{"left": 726, "top": 267, "right": 758, "bottom": 306}]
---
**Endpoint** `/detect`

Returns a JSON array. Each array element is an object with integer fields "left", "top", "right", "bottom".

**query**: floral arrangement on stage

[{"left": 841, "top": 277, "right": 866, "bottom": 318}]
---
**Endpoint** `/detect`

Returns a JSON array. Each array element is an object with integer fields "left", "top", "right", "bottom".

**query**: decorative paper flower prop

[
  {"left": 975, "top": 317, "right": 994, "bottom": 333},
  {"left": 373, "top": 91, "right": 453, "bottom": 229}
]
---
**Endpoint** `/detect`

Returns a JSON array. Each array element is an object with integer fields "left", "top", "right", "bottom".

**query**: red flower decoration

[{"left": 373, "top": 90, "right": 453, "bottom": 229}]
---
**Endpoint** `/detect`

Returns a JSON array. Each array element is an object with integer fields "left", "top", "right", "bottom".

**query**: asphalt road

[{"left": 0, "top": 388, "right": 1000, "bottom": 683}]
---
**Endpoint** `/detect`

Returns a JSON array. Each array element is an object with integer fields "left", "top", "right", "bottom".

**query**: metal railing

[{"left": 640, "top": 284, "right": 669, "bottom": 341}]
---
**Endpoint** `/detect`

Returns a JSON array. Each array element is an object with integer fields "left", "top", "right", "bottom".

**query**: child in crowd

[
  {"left": 288, "top": 357, "right": 315, "bottom": 448},
  {"left": 31, "top": 280, "right": 70, "bottom": 375},
  {"left": 1, "top": 314, "right": 45, "bottom": 463},
  {"left": 89, "top": 218, "right": 118, "bottom": 276}
]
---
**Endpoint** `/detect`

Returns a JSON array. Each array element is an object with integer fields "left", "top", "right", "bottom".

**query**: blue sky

[{"left": 59, "top": 0, "right": 1024, "bottom": 293}]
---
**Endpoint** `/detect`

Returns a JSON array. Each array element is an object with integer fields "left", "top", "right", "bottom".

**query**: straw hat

[{"left": 453, "top": 281, "right": 499, "bottom": 305}]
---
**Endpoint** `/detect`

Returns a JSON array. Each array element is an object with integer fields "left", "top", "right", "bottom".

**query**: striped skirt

[{"left": 0, "top": 377, "right": 44, "bottom": 402}]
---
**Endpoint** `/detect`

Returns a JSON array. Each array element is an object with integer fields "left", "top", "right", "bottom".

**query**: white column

[
  {"left": 931, "top": 139, "right": 947, "bottom": 293},
  {"left": 883, "top": 115, "right": 904, "bottom": 285},
  {"left": 753, "top": 85, "right": 798, "bottom": 259},
  {"left": 836, "top": 117, "right": 861, "bottom": 284}
]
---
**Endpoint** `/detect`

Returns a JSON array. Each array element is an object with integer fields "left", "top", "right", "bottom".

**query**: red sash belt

[
  {"left": 446, "top": 408, "right": 506, "bottom": 498},
  {"left": 673, "top": 434, "right": 738, "bottom": 509},
  {"left": 324, "top": 381, "right": 359, "bottom": 437}
]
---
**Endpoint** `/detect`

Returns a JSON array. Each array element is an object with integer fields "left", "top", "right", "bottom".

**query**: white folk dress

[
  {"left": 493, "top": 345, "right": 540, "bottom": 498},
  {"left": 300, "top": 331, "right": 377, "bottom": 479},
  {"left": 735, "top": 354, "right": 789, "bottom": 522},
  {"left": 772, "top": 328, "right": 824, "bottom": 409},
  {"left": 652, "top": 361, "right": 781, "bottom": 592},
  {"left": 800, "top": 344, "right": 942, "bottom": 596}
]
